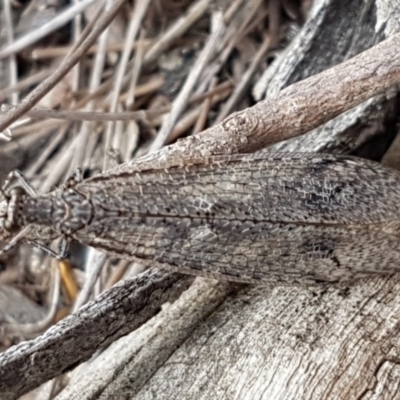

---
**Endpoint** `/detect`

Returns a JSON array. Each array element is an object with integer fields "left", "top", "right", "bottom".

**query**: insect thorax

[{"left": 15, "top": 189, "right": 93, "bottom": 236}]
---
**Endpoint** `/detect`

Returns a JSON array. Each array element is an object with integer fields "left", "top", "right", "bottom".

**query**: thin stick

[
  {"left": 29, "top": 40, "right": 152, "bottom": 60},
  {"left": 71, "top": 0, "right": 114, "bottom": 171},
  {"left": 0, "top": 0, "right": 126, "bottom": 135},
  {"left": 192, "top": 77, "right": 218, "bottom": 134},
  {"left": 149, "top": 12, "right": 226, "bottom": 152},
  {"left": 139, "top": 31, "right": 400, "bottom": 165},
  {"left": 125, "top": 29, "right": 146, "bottom": 108},
  {"left": 0, "top": 69, "right": 54, "bottom": 103},
  {"left": 103, "top": 0, "right": 152, "bottom": 170},
  {"left": 144, "top": 0, "right": 212, "bottom": 64},
  {"left": 216, "top": 34, "right": 271, "bottom": 123},
  {"left": 0, "top": 0, "right": 98, "bottom": 60},
  {"left": 2, "top": 0, "right": 18, "bottom": 105},
  {"left": 0, "top": 108, "right": 163, "bottom": 122}
]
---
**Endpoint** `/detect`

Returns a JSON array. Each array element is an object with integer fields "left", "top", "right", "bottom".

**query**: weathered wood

[
  {"left": 58, "top": 276, "right": 400, "bottom": 400},
  {"left": 0, "top": 270, "right": 193, "bottom": 399}
]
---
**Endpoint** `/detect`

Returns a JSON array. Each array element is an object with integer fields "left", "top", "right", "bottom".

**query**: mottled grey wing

[
  {"left": 72, "top": 153, "right": 400, "bottom": 283},
  {"left": 75, "top": 217, "right": 400, "bottom": 284},
  {"left": 79, "top": 152, "right": 400, "bottom": 225}
]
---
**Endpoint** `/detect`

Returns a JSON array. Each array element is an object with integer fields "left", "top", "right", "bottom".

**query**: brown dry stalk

[
  {"left": 117, "top": 31, "right": 400, "bottom": 172},
  {"left": 0, "top": 0, "right": 126, "bottom": 135}
]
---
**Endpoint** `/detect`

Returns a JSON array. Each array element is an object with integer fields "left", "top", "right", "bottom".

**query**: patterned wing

[
  {"left": 71, "top": 153, "right": 400, "bottom": 283},
  {"left": 77, "top": 153, "right": 400, "bottom": 226},
  {"left": 74, "top": 217, "right": 400, "bottom": 283}
]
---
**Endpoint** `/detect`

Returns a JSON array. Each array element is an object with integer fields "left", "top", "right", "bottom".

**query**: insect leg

[
  {"left": 0, "top": 226, "right": 30, "bottom": 256},
  {"left": 62, "top": 168, "right": 83, "bottom": 189},
  {"left": 28, "top": 236, "right": 70, "bottom": 260},
  {"left": 2, "top": 170, "right": 38, "bottom": 197}
]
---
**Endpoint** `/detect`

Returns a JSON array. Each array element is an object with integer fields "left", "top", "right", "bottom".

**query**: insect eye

[{"left": 3, "top": 188, "right": 25, "bottom": 233}]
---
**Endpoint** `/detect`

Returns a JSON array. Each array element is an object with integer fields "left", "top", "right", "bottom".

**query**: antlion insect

[{"left": 1, "top": 152, "right": 400, "bottom": 285}]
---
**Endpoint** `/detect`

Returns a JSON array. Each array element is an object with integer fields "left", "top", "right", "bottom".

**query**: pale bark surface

[
  {"left": 1, "top": 0, "right": 400, "bottom": 399},
  {"left": 0, "top": 270, "right": 194, "bottom": 399}
]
